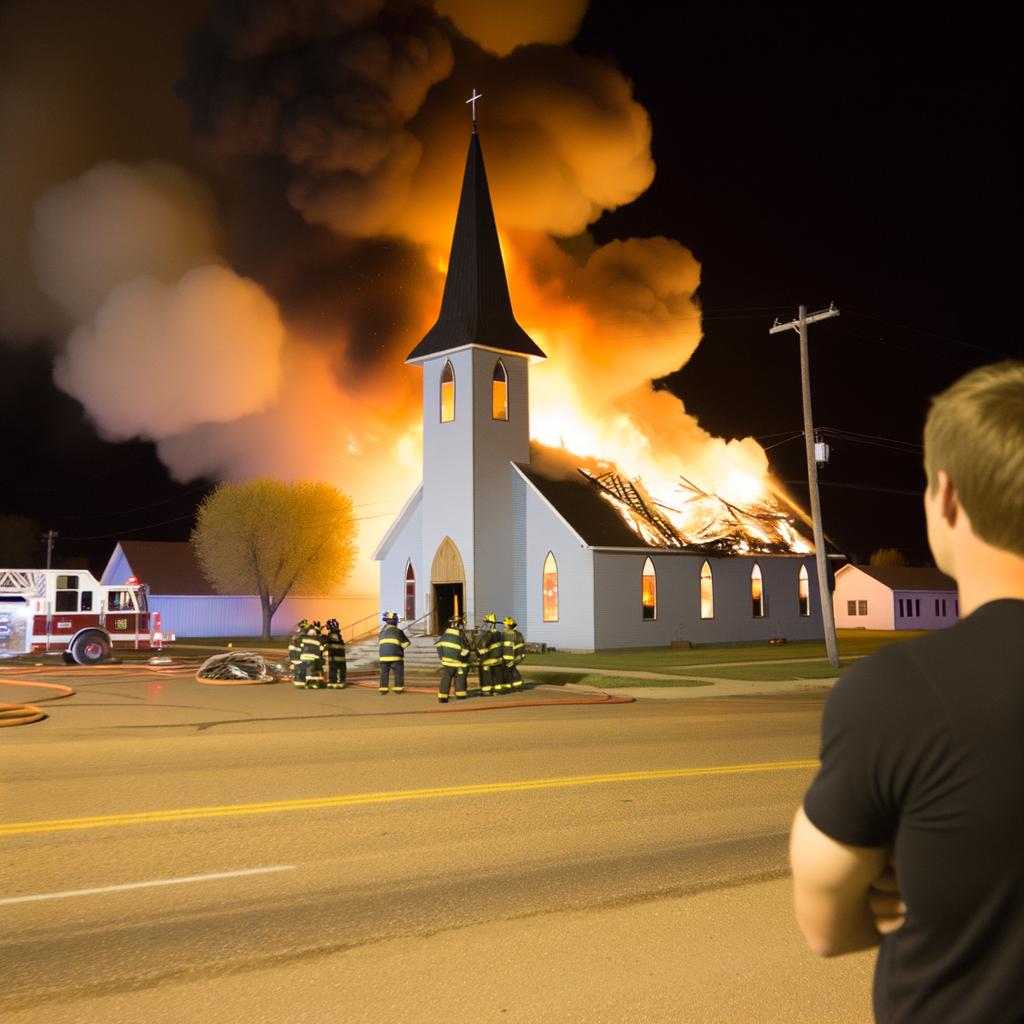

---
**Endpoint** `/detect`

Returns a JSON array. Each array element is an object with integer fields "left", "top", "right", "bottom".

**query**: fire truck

[{"left": 0, "top": 568, "right": 172, "bottom": 664}]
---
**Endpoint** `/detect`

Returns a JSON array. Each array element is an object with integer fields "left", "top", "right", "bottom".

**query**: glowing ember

[{"left": 580, "top": 466, "right": 814, "bottom": 555}]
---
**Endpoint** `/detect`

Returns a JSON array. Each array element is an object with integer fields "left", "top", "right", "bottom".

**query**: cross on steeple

[{"left": 466, "top": 89, "right": 482, "bottom": 128}]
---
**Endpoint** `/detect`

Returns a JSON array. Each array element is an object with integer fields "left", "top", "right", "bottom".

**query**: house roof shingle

[
  {"left": 848, "top": 565, "right": 958, "bottom": 591},
  {"left": 114, "top": 540, "right": 231, "bottom": 595}
]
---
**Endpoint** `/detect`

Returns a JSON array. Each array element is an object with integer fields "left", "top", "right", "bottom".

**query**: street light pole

[{"left": 770, "top": 304, "right": 840, "bottom": 668}]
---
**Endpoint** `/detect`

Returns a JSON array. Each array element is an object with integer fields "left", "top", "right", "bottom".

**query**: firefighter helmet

[
  {"left": 503, "top": 617, "right": 516, "bottom": 629},
  {"left": 483, "top": 613, "right": 497, "bottom": 625},
  {"left": 297, "top": 618, "right": 310, "bottom": 630},
  {"left": 326, "top": 618, "right": 339, "bottom": 632},
  {"left": 383, "top": 611, "right": 398, "bottom": 625}
]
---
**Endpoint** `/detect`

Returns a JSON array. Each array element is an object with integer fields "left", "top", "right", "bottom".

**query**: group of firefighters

[
  {"left": 378, "top": 610, "right": 526, "bottom": 703},
  {"left": 288, "top": 611, "right": 527, "bottom": 703},
  {"left": 287, "top": 619, "right": 347, "bottom": 689}
]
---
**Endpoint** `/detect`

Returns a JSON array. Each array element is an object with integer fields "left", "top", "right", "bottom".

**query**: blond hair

[{"left": 924, "top": 360, "right": 1024, "bottom": 557}]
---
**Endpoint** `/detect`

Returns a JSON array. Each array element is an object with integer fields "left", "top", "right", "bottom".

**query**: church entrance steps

[{"left": 345, "top": 633, "right": 442, "bottom": 671}]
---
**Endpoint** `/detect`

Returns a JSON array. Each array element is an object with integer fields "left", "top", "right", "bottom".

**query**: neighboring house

[
  {"left": 102, "top": 541, "right": 376, "bottom": 638},
  {"left": 833, "top": 564, "right": 959, "bottom": 631},
  {"left": 373, "top": 125, "right": 828, "bottom": 649}
]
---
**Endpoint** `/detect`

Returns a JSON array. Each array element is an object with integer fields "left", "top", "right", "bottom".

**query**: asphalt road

[{"left": 1, "top": 671, "right": 875, "bottom": 1022}]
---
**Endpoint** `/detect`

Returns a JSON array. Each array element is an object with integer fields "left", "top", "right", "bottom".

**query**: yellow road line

[{"left": 1, "top": 760, "right": 819, "bottom": 837}]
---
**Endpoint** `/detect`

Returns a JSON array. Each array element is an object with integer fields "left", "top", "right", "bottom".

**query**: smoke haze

[{"left": 0, "top": 0, "right": 772, "bottom": 592}]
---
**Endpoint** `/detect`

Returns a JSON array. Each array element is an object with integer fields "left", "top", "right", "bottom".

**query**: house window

[
  {"left": 942, "top": 599, "right": 947, "bottom": 616},
  {"left": 405, "top": 562, "right": 416, "bottom": 623},
  {"left": 542, "top": 552, "right": 558, "bottom": 621},
  {"left": 858, "top": 600, "right": 868, "bottom": 616},
  {"left": 642, "top": 557, "right": 657, "bottom": 620},
  {"left": 492, "top": 359, "right": 508, "bottom": 420},
  {"left": 955, "top": 599, "right": 959, "bottom": 616},
  {"left": 798, "top": 565, "right": 810, "bottom": 616},
  {"left": 700, "top": 561, "right": 714, "bottom": 618},
  {"left": 440, "top": 360, "right": 455, "bottom": 422},
  {"left": 899, "top": 598, "right": 905, "bottom": 617},
  {"left": 848, "top": 600, "right": 857, "bottom": 616},
  {"left": 915, "top": 599, "right": 920, "bottom": 616},
  {"left": 935, "top": 598, "right": 940, "bottom": 615},
  {"left": 751, "top": 563, "right": 764, "bottom": 617}
]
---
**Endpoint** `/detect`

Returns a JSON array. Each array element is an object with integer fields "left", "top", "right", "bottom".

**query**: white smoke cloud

[
  {"left": 54, "top": 265, "right": 285, "bottom": 441},
  {"left": 30, "top": 160, "right": 221, "bottom": 325}
]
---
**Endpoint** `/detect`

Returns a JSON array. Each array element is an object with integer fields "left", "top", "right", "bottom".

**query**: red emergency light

[{"left": 126, "top": 575, "right": 139, "bottom": 585}]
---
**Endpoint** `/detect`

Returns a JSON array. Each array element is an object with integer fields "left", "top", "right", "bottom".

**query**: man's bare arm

[{"left": 790, "top": 806, "right": 892, "bottom": 957}]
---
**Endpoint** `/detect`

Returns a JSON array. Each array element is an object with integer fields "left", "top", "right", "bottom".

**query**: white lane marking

[{"left": 0, "top": 865, "right": 295, "bottom": 905}]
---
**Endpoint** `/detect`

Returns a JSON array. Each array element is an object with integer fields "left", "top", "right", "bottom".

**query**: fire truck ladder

[{"left": 0, "top": 570, "right": 45, "bottom": 597}]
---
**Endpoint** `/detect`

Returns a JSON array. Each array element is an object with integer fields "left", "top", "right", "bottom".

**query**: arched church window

[
  {"left": 751, "top": 563, "right": 764, "bottom": 617},
  {"left": 440, "top": 360, "right": 455, "bottom": 422},
  {"left": 700, "top": 561, "right": 714, "bottom": 619},
  {"left": 642, "top": 557, "right": 657, "bottom": 620},
  {"left": 492, "top": 359, "right": 508, "bottom": 420},
  {"left": 405, "top": 562, "right": 416, "bottom": 622},
  {"left": 542, "top": 552, "right": 558, "bottom": 621},
  {"left": 798, "top": 564, "right": 810, "bottom": 617}
]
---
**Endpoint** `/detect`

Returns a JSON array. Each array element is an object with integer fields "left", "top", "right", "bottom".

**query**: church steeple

[{"left": 406, "top": 130, "right": 546, "bottom": 364}]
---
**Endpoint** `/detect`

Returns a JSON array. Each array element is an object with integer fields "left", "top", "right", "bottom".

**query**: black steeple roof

[{"left": 406, "top": 130, "right": 545, "bottom": 363}]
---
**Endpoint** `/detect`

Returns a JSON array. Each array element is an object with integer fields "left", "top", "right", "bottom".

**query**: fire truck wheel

[{"left": 70, "top": 631, "right": 111, "bottom": 666}]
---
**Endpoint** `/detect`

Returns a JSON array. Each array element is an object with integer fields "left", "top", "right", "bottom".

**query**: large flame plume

[{"left": 0, "top": 0, "right": 809, "bottom": 593}]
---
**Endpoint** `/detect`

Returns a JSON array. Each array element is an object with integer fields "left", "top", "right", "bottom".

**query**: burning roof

[{"left": 578, "top": 468, "right": 817, "bottom": 555}]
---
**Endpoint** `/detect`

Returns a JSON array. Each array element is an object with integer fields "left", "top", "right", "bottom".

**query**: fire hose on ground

[{"left": 0, "top": 656, "right": 633, "bottom": 725}]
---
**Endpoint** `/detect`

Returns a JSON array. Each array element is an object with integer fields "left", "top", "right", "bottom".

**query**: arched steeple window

[
  {"left": 642, "top": 557, "right": 657, "bottom": 620},
  {"left": 700, "top": 561, "right": 714, "bottom": 619},
  {"left": 542, "top": 552, "right": 558, "bottom": 621},
  {"left": 751, "top": 563, "right": 764, "bottom": 617},
  {"left": 492, "top": 359, "right": 508, "bottom": 420},
  {"left": 798, "top": 564, "right": 810, "bottom": 617},
  {"left": 440, "top": 360, "right": 455, "bottom": 422},
  {"left": 405, "top": 562, "right": 416, "bottom": 622}
]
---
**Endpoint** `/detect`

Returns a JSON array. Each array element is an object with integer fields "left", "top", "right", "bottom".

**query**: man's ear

[{"left": 938, "top": 470, "right": 959, "bottom": 528}]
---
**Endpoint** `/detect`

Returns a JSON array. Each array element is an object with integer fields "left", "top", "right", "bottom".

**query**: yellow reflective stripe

[{"left": 379, "top": 656, "right": 402, "bottom": 662}]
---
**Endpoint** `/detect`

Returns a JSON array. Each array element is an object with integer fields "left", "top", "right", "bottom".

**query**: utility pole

[
  {"left": 770, "top": 304, "right": 840, "bottom": 668},
  {"left": 43, "top": 530, "right": 58, "bottom": 570}
]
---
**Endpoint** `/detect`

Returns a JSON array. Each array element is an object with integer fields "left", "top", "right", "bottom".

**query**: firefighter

[
  {"left": 435, "top": 616, "right": 471, "bottom": 703},
  {"left": 502, "top": 617, "right": 526, "bottom": 692},
  {"left": 378, "top": 612, "right": 409, "bottom": 694},
  {"left": 324, "top": 618, "right": 346, "bottom": 688},
  {"left": 290, "top": 619, "right": 310, "bottom": 687},
  {"left": 301, "top": 621, "right": 326, "bottom": 688},
  {"left": 479, "top": 613, "right": 507, "bottom": 694}
]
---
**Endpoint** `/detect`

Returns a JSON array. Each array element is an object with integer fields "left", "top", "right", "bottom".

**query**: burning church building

[{"left": 374, "top": 125, "right": 827, "bottom": 649}]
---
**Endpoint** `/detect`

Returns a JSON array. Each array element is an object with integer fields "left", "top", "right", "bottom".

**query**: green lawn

[{"left": 528, "top": 630, "right": 929, "bottom": 673}]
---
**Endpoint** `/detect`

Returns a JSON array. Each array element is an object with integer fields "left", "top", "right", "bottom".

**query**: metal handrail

[{"left": 338, "top": 599, "right": 440, "bottom": 644}]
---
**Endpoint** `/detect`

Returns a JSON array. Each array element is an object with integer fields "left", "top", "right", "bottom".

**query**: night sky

[{"left": 1, "top": 1, "right": 1021, "bottom": 574}]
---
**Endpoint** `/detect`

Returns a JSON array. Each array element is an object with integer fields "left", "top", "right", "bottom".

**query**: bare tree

[{"left": 191, "top": 479, "right": 357, "bottom": 639}]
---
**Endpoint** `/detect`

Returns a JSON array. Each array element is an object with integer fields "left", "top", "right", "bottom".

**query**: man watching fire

[{"left": 790, "top": 360, "right": 1024, "bottom": 1022}]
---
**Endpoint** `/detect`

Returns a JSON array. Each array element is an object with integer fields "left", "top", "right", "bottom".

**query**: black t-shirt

[{"left": 804, "top": 599, "right": 1024, "bottom": 1024}]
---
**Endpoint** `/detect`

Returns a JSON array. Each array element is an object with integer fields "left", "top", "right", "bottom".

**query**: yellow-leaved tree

[
  {"left": 191, "top": 478, "right": 357, "bottom": 639},
  {"left": 869, "top": 548, "right": 909, "bottom": 568}
]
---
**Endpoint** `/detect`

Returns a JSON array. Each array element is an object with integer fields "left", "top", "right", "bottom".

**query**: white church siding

[
  {"left": 422, "top": 350, "right": 477, "bottom": 621},
  {"left": 593, "top": 552, "right": 824, "bottom": 648},
  {"left": 520, "top": 469, "right": 595, "bottom": 650},
  {"left": 375, "top": 486, "right": 424, "bottom": 622},
  {"left": 470, "top": 349, "right": 530, "bottom": 619}
]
